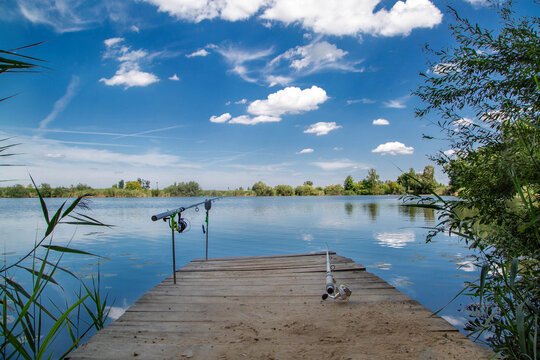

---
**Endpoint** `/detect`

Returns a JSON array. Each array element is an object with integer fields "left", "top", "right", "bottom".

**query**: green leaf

[{"left": 41, "top": 245, "right": 100, "bottom": 258}]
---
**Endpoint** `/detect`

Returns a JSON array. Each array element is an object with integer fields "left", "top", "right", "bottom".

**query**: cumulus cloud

[
  {"left": 371, "top": 141, "right": 414, "bottom": 155},
  {"left": 210, "top": 113, "right": 232, "bottom": 123},
  {"left": 143, "top": 0, "right": 268, "bottom": 21},
  {"left": 297, "top": 148, "right": 314, "bottom": 154},
  {"left": 304, "top": 122, "right": 341, "bottom": 136},
  {"left": 130, "top": 25, "right": 140, "bottom": 32},
  {"left": 39, "top": 75, "right": 80, "bottom": 129},
  {"left": 260, "top": 0, "right": 442, "bottom": 37},
  {"left": 168, "top": 73, "right": 180, "bottom": 81},
  {"left": 186, "top": 49, "right": 210, "bottom": 57},
  {"left": 142, "top": 0, "right": 442, "bottom": 37},
  {"left": 248, "top": 86, "right": 328, "bottom": 117},
  {"left": 99, "top": 38, "right": 159, "bottom": 89},
  {"left": 372, "top": 118, "right": 389, "bottom": 125},
  {"left": 333, "top": 147, "right": 343, "bottom": 151},
  {"left": 211, "top": 86, "right": 328, "bottom": 126}
]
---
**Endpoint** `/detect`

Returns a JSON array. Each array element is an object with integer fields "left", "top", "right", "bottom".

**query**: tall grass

[{"left": 0, "top": 179, "right": 112, "bottom": 359}]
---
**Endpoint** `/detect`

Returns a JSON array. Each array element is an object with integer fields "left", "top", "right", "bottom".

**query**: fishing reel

[
  {"left": 322, "top": 283, "right": 352, "bottom": 301},
  {"left": 168, "top": 212, "right": 189, "bottom": 233}
]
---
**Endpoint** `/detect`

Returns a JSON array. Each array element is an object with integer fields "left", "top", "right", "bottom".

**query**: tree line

[{"left": 0, "top": 166, "right": 447, "bottom": 198}]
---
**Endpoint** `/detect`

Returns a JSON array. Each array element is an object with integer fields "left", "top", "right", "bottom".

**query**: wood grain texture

[{"left": 68, "top": 252, "right": 492, "bottom": 360}]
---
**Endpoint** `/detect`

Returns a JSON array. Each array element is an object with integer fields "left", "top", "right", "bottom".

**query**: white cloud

[
  {"left": 375, "top": 231, "right": 415, "bottom": 248},
  {"left": 228, "top": 115, "right": 281, "bottom": 125},
  {"left": 266, "top": 75, "right": 293, "bottom": 87},
  {"left": 248, "top": 86, "right": 328, "bottom": 117},
  {"left": 297, "top": 148, "right": 314, "bottom": 154},
  {"left": 271, "top": 40, "right": 361, "bottom": 74},
  {"left": 443, "top": 149, "right": 456, "bottom": 157},
  {"left": 383, "top": 97, "right": 408, "bottom": 109},
  {"left": 372, "top": 118, "right": 389, "bottom": 125},
  {"left": 333, "top": 147, "right": 343, "bottom": 151},
  {"left": 260, "top": 0, "right": 442, "bottom": 37},
  {"left": 186, "top": 48, "right": 210, "bottom": 57},
  {"left": 371, "top": 141, "right": 414, "bottom": 155},
  {"left": 209, "top": 113, "right": 232, "bottom": 123},
  {"left": 347, "top": 98, "right": 375, "bottom": 105},
  {"left": 214, "top": 45, "right": 274, "bottom": 83},
  {"left": 100, "top": 38, "right": 160, "bottom": 89},
  {"left": 39, "top": 75, "right": 79, "bottom": 129},
  {"left": 235, "top": 98, "right": 247, "bottom": 104},
  {"left": 169, "top": 74, "right": 180, "bottom": 81},
  {"left": 130, "top": 25, "right": 140, "bottom": 32},
  {"left": 100, "top": 66, "right": 159, "bottom": 88},
  {"left": 104, "top": 37, "right": 124, "bottom": 47},
  {"left": 304, "top": 122, "right": 341, "bottom": 136},
  {"left": 312, "top": 159, "right": 362, "bottom": 170},
  {"left": 143, "top": 0, "right": 268, "bottom": 22},
  {"left": 455, "top": 117, "right": 474, "bottom": 127},
  {"left": 16, "top": 0, "right": 107, "bottom": 33},
  {"left": 462, "top": 0, "right": 490, "bottom": 7}
]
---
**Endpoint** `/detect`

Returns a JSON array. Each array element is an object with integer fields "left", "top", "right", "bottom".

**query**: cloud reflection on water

[{"left": 374, "top": 230, "right": 416, "bottom": 248}]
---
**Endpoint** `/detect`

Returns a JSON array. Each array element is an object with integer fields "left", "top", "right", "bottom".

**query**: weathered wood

[{"left": 68, "top": 252, "right": 492, "bottom": 359}]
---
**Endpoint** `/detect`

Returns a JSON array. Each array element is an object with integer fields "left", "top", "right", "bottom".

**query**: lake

[{"left": 0, "top": 196, "right": 478, "bottom": 352}]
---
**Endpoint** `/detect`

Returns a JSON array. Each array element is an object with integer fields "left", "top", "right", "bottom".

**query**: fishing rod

[
  {"left": 151, "top": 197, "right": 222, "bottom": 284},
  {"left": 322, "top": 244, "right": 352, "bottom": 301}
]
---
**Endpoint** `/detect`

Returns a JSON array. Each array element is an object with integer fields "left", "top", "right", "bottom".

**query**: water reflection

[
  {"left": 363, "top": 202, "right": 379, "bottom": 221},
  {"left": 344, "top": 202, "right": 353, "bottom": 216},
  {"left": 374, "top": 231, "right": 416, "bottom": 248},
  {"left": 398, "top": 205, "right": 435, "bottom": 224}
]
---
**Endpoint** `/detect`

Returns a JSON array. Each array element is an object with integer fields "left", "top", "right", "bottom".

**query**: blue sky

[{"left": 0, "top": 0, "right": 532, "bottom": 189}]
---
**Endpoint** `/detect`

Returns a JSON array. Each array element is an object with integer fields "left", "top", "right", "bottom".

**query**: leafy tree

[
  {"left": 252, "top": 181, "right": 274, "bottom": 196},
  {"left": 125, "top": 181, "right": 142, "bottom": 190},
  {"left": 324, "top": 184, "right": 343, "bottom": 195},
  {"left": 361, "top": 168, "right": 382, "bottom": 195},
  {"left": 413, "top": 2, "right": 539, "bottom": 356},
  {"left": 137, "top": 178, "right": 150, "bottom": 190},
  {"left": 294, "top": 184, "right": 317, "bottom": 196},
  {"left": 118, "top": 179, "right": 125, "bottom": 189},
  {"left": 303, "top": 180, "right": 313, "bottom": 186},
  {"left": 274, "top": 184, "right": 294, "bottom": 196},
  {"left": 40, "top": 183, "right": 52, "bottom": 197},
  {"left": 5, "top": 184, "right": 29, "bottom": 198},
  {"left": 343, "top": 175, "right": 355, "bottom": 192}
]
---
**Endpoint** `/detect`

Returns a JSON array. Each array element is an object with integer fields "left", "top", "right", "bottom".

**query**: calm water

[{"left": 1, "top": 196, "right": 478, "bottom": 347}]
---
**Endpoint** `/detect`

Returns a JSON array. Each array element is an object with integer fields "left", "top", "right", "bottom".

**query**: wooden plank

[{"left": 69, "top": 252, "right": 492, "bottom": 360}]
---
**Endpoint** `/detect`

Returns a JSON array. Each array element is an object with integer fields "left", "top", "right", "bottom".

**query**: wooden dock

[{"left": 68, "top": 252, "right": 492, "bottom": 359}]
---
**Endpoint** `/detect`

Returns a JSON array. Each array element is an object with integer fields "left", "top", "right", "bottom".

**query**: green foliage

[
  {"left": 324, "top": 184, "right": 343, "bottom": 195},
  {"left": 294, "top": 184, "right": 318, "bottom": 196},
  {"left": 0, "top": 182, "right": 111, "bottom": 359},
  {"left": 1, "top": 43, "right": 46, "bottom": 102},
  {"left": 274, "top": 184, "right": 294, "bottom": 196},
  {"left": 343, "top": 175, "right": 355, "bottom": 192},
  {"left": 412, "top": 3, "right": 539, "bottom": 357},
  {"left": 252, "top": 181, "right": 274, "bottom": 196},
  {"left": 163, "top": 181, "right": 202, "bottom": 197},
  {"left": 124, "top": 181, "right": 142, "bottom": 191}
]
